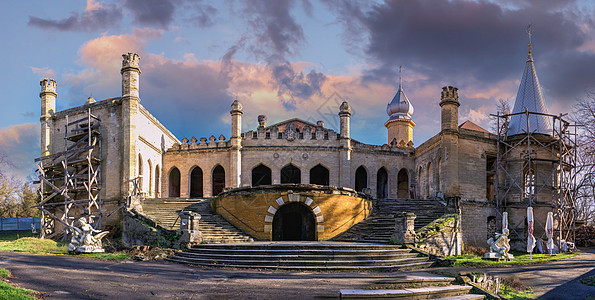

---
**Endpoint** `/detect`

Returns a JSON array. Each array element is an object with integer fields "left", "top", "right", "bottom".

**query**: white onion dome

[{"left": 386, "top": 85, "right": 413, "bottom": 121}]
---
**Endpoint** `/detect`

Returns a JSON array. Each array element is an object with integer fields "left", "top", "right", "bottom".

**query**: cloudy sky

[{"left": 1, "top": 0, "right": 595, "bottom": 181}]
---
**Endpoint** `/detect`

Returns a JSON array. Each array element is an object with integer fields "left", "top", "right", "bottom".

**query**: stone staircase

[
  {"left": 141, "top": 198, "right": 253, "bottom": 243},
  {"left": 168, "top": 242, "right": 433, "bottom": 271},
  {"left": 338, "top": 272, "right": 483, "bottom": 300},
  {"left": 333, "top": 198, "right": 448, "bottom": 244}
]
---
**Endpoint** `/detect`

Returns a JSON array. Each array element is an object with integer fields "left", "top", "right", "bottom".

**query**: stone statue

[
  {"left": 68, "top": 217, "right": 109, "bottom": 253},
  {"left": 484, "top": 228, "right": 514, "bottom": 260}
]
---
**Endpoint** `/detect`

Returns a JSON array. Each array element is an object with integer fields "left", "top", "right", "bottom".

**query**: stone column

[
  {"left": 121, "top": 53, "right": 141, "bottom": 197},
  {"left": 179, "top": 211, "right": 202, "bottom": 247},
  {"left": 393, "top": 212, "right": 416, "bottom": 245},
  {"left": 40, "top": 78, "right": 57, "bottom": 157}
]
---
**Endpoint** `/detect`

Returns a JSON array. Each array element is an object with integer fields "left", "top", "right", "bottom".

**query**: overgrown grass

[
  {"left": 447, "top": 251, "right": 577, "bottom": 267},
  {"left": 0, "top": 234, "right": 129, "bottom": 261},
  {"left": 499, "top": 284, "right": 535, "bottom": 299},
  {"left": 0, "top": 267, "right": 37, "bottom": 300}
]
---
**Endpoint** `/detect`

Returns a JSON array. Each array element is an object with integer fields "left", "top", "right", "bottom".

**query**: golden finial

[{"left": 526, "top": 24, "right": 533, "bottom": 57}]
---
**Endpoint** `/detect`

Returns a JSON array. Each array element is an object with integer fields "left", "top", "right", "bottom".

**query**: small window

[
  {"left": 312, "top": 133, "right": 316, "bottom": 139},
  {"left": 299, "top": 132, "right": 304, "bottom": 139},
  {"left": 278, "top": 132, "right": 283, "bottom": 139},
  {"left": 265, "top": 132, "right": 271, "bottom": 139},
  {"left": 252, "top": 132, "right": 257, "bottom": 139},
  {"left": 324, "top": 132, "right": 329, "bottom": 140}
]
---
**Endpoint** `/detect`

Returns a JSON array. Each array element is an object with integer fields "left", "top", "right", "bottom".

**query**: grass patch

[
  {"left": 498, "top": 277, "right": 535, "bottom": 299},
  {"left": 447, "top": 251, "right": 577, "bottom": 267},
  {"left": 0, "top": 267, "right": 38, "bottom": 300},
  {"left": 0, "top": 234, "right": 130, "bottom": 261},
  {"left": 0, "top": 232, "right": 35, "bottom": 241}
]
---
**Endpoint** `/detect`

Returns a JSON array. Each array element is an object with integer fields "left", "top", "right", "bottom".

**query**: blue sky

[{"left": 1, "top": 0, "right": 595, "bottom": 181}]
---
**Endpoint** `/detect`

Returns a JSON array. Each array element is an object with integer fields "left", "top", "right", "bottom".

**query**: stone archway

[{"left": 272, "top": 202, "right": 315, "bottom": 241}]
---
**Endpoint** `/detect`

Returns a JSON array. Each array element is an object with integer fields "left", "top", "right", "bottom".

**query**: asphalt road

[{"left": 2, "top": 249, "right": 595, "bottom": 299}]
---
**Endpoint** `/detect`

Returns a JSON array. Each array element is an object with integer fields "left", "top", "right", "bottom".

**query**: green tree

[{"left": 17, "top": 183, "right": 39, "bottom": 217}]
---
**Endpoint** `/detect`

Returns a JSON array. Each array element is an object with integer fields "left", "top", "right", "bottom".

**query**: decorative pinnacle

[
  {"left": 398, "top": 65, "right": 402, "bottom": 89},
  {"left": 526, "top": 24, "right": 533, "bottom": 60}
]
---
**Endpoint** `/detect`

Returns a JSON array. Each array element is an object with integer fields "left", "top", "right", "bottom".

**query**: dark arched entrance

[
  {"left": 310, "top": 164, "right": 329, "bottom": 186},
  {"left": 377, "top": 167, "right": 388, "bottom": 199},
  {"left": 212, "top": 165, "right": 225, "bottom": 196},
  {"left": 355, "top": 166, "right": 367, "bottom": 192},
  {"left": 397, "top": 168, "right": 409, "bottom": 198},
  {"left": 189, "top": 166, "right": 203, "bottom": 198},
  {"left": 281, "top": 164, "right": 301, "bottom": 184},
  {"left": 252, "top": 164, "right": 272, "bottom": 186},
  {"left": 168, "top": 167, "right": 180, "bottom": 197},
  {"left": 272, "top": 203, "right": 315, "bottom": 241}
]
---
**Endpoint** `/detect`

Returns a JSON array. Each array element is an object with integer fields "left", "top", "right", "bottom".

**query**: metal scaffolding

[
  {"left": 34, "top": 109, "right": 102, "bottom": 239},
  {"left": 493, "top": 109, "right": 577, "bottom": 246}
]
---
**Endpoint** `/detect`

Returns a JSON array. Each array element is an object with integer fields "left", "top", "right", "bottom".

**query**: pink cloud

[{"left": 0, "top": 123, "right": 39, "bottom": 181}]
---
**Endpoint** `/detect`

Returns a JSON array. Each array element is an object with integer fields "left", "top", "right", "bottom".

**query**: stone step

[
  {"left": 173, "top": 255, "right": 428, "bottom": 267},
  {"left": 339, "top": 285, "right": 473, "bottom": 299},
  {"left": 431, "top": 295, "right": 485, "bottom": 300},
  {"left": 178, "top": 252, "right": 420, "bottom": 261}
]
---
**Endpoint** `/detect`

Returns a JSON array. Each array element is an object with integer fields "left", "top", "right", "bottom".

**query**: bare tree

[
  {"left": 572, "top": 93, "right": 595, "bottom": 224},
  {"left": 491, "top": 99, "right": 511, "bottom": 135}
]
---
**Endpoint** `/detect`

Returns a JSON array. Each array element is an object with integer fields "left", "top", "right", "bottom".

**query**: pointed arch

[
  {"left": 355, "top": 166, "right": 368, "bottom": 193},
  {"left": 376, "top": 167, "right": 388, "bottom": 199},
  {"left": 137, "top": 153, "right": 143, "bottom": 192},
  {"left": 427, "top": 162, "right": 433, "bottom": 198},
  {"left": 148, "top": 159, "right": 153, "bottom": 197},
  {"left": 310, "top": 164, "right": 329, "bottom": 186},
  {"left": 252, "top": 164, "right": 272, "bottom": 186},
  {"left": 189, "top": 166, "right": 204, "bottom": 198},
  {"left": 418, "top": 166, "right": 423, "bottom": 198},
  {"left": 212, "top": 165, "right": 225, "bottom": 196},
  {"left": 168, "top": 167, "right": 181, "bottom": 197},
  {"left": 281, "top": 164, "right": 301, "bottom": 184},
  {"left": 397, "top": 168, "right": 409, "bottom": 198},
  {"left": 155, "top": 164, "right": 160, "bottom": 197}
]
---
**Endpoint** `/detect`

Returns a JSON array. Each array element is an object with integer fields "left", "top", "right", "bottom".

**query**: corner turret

[
  {"left": 440, "top": 86, "right": 460, "bottom": 132},
  {"left": 121, "top": 53, "right": 141, "bottom": 99},
  {"left": 40, "top": 78, "right": 57, "bottom": 156},
  {"left": 385, "top": 68, "right": 415, "bottom": 146}
]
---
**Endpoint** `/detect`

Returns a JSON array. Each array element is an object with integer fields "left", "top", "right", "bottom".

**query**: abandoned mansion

[{"left": 35, "top": 42, "right": 575, "bottom": 252}]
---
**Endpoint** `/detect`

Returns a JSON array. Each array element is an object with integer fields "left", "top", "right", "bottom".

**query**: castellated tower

[
  {"left": 339, "top": 101, "right": 351, "bottom": 139},
  {"left": 40, "top": 78, "right": 57, "bottom": 156},
  {"left": 440, "top": 86, "right": 460, "bottom": 132},
  {"left": 385, "top": 76, "right": 415, "bottom": 147},
  {"left": 440, "top": 86, "right": 460, "bottom": 196},
  {"left": 121, "top": 53, "right": 141, "bottom": 196},
  {"left": 230, "top": 99, "right": 243, "bottom": 187}
]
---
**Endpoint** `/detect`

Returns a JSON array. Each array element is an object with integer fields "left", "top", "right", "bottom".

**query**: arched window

[
  {"left": 309, "top": 164, "right": 329, "bottom": 186},
  {"left": 189, "top": 166, "right": 203, "bottom": 198},
  {"left": 212, "top": 165, "right": 225, "bottom": 196},
  {"left": 148, "top": 159, "right": 153, "bottom": 197},
  {"left": 524, "top": 167, "right": 535, "bottom": 199},
  {"left": 397, "top": 168, "right": 409, "bottom": 198},
  {"left": 355, "top": 166, "right": 367, "bottom": 192},
  {"left": 281, "top": 164, "right": 301, "bottom": 184},
  {"left": 252, "top": 164, "right": 272, "bottom": 186},
  {"left": 376, "top": 167, "right": 388, "bottom": 199},
  {"left": 155, "top": 165, "right": 160, "bottom": 197},
  {"left": 427, "top": 162, "right": 433, "bottom": 198},
  {"left": 137, "top": 154, "right": 143, "bottom": 192},
  {"left": 168, "top": 167, "right": 180, "bottom": 197}
]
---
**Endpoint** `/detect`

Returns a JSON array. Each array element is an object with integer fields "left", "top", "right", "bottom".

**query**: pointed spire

[
  {"left": 507, "top": 25, "right": 552, "bottom": 136},
  {"left": 386, "top": 66, "right": 413, "bottom": 120}
]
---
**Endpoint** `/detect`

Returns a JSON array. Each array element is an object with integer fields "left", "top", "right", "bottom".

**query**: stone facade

[{"left": 38, "top": 51, "right": 565, "bottom": 249}]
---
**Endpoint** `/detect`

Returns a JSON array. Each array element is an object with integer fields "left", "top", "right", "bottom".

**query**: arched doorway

[
  {"left": 212, "top": 165, "right": 225, "bottom": 196},
  {"left": 168, "top": 167, "right": 180, "bottom": 197},
  {"left": 155, "top": 165, "right": 160, "bottom": 197},
  {"left": 281, "top": 164, "right": 301, "bottom": 184},
  {"left": 377, "top": 167, "right": 388, "bottom": 199},
  {"left": 310, "top": 164, "right": 329, "bottom": 186},
  {"left": 355, "top": 166, "right": 367, "bottom": 192},
  {"left": 252, "top": 164, "right": 272, "bottom": 186},
  {"left": 397, "top": 168, "right": 409, "bottom": 198},
  {"left": 189, "top": 166, "right": 203, "bottom": 198},
  {"left": 272, "top": 203, "right": 315, "bottom": 241}
]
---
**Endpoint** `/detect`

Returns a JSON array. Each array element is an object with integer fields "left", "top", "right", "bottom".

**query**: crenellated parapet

[{"left": 169, "top": 134, "right": 229, "bottom": 151}]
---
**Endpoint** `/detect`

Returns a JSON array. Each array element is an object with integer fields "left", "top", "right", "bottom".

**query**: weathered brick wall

[{"left": 214, "top": 186, "right": 372, "bottom": 240}]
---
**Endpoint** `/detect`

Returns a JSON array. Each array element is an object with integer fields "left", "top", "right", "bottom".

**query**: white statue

[
  {"left": 68, "top": 217, "right": 109, "bottom": 253},
  {"left": 485, "top": 228, "right": 514, "bottom": 260}
]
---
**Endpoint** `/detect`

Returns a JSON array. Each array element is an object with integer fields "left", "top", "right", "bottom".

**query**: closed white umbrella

[
  {"left": 527, "top": 207, "right": 536, "bottom": 259},
  {"left": 546, "top": 212, "right": 554, "bottom": 255},
  {"left": 502, "top": 212, "right": 508, "bottom": 230}
]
